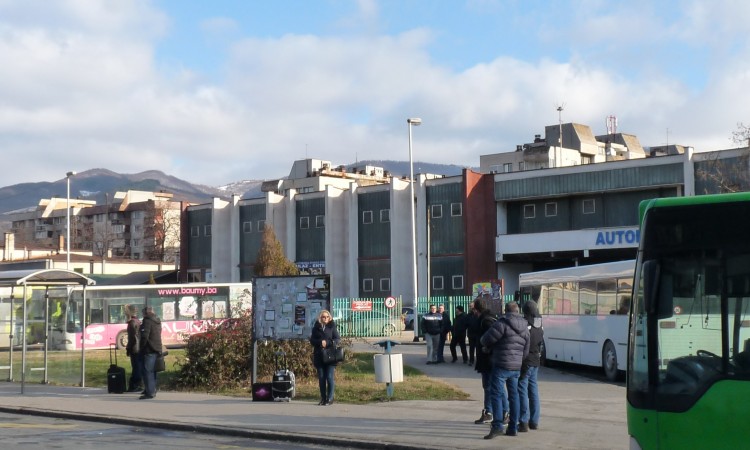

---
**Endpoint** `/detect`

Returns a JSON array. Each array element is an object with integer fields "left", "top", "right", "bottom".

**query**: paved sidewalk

[{"left": 0, "top": 339, "right": 628, "bottom": 450}]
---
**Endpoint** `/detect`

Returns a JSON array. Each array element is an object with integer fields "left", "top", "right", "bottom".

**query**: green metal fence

[{"left": 331, "top": 295, "right": 516, "bottom": 338}]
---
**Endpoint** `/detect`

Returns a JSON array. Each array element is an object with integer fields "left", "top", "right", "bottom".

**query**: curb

[{"left": 0, "top": 405, "right": 437, "bottom": 450}]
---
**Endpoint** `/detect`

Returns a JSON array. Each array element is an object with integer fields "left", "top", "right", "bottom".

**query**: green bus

[{"left": 628, "top": 192, "right": 750, "bottom": 449}]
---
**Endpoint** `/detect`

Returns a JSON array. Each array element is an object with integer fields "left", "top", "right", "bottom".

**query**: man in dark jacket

[
  {"left": 450, "top": 305, "right": 469, "bottom": 363},
  {"left": 436, "top": 304, "right": 451, "bottom": 363},
  {"left": 472, "top": 299, "right": 505, "bottom": 426},
  {"left": 518, "top": 300, "right": 544, "bottom": 432},
  {"left": 125, "top": 305, "right": 143, "bottom": 393},
  {"left": 420, "top": 304, "right": 442, "bottom": 364},
  {"left": 480, "top": 301, "right": 530, "bottom": 439},
  {"left": 139, "top": 306, "right": 162, "bottom": 400}
]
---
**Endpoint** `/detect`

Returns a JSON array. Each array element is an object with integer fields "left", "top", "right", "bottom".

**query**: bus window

[
  {"left": 564, "top": 282, "right": 580, "bottom": 314},
  {"left": 580, "top": 280, "right": 597, "bottom": 315},
  {"left": 597, "top": 278, "right": 617, "bottom": 315}
]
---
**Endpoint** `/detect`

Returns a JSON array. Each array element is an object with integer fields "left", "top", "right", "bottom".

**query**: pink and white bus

[{"left": 52, "top": 283, "right": 252, "bottom": 350}]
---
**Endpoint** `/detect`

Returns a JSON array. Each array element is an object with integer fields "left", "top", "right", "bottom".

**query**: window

[
  {"left": 431, "top": 204, "right": 443, "bottom": 218},
  {"left": 131, "top": 239, "right": 140, "bottom": 247},
  {"left": 503, "top": 163, "right": 512, "bottom": 173},
  {"left": 380, "top": 209, "right": 390, "bottom": 222},
  {"left": 489, "top": 165, "right": 500, "bottom": 174},
  {"left": 257, "top": 220, "right": 266, "bottom": 232},
  {"left": 523, "top": 204, "right": 536, "bottom": 219},
  {"left": 452, "top": 275, "right": 464, "bottom": 290},
  {"left": 132, "top": 211, "right": 144, "bottom": 219},
  {"left": 134, "top": 224, "right": 143, "bottom": 233},
  {"left": 519, "top": 162, "right": 525, "bottom": 171},
  {"left": 204, "top": 225, "right": 212, "bottom": 236},
  {"left": 451, "top": 203, "right": 462, "bottom": 216},
  {"left": 96, "top": 214, "right": 104, "bottom": 223},
  {"left": 545, "top": 202, "right": 558, "bottom": 217},
  {"left": 380, "top": 278, "right": 391, "bottom": 291},
  {"left": 243, "top": 221, "right": 253, "bottom": 233},
  {"left": 581, "top": 156, "right": 592, "bottom": 165},
  {"left": 315, "top": 215, "right": 325, "bottom": 228},
  {"left": 300, "top": 217, "right": 309, "bottom": 229},
  {"left": 363, "top": 278, "right": 374, "bottom": 292},
  {"left": 432, "top": 276, "right": 444, "bottom": 290},
  {"left": 191, "top": 226, "right": 199, "bottom": 237},
  {"left": 363, "top": 211, "right": 373, "bottom": 224},
  {"left": 583, "top": 199, "right": 596, "bottom": 214}
]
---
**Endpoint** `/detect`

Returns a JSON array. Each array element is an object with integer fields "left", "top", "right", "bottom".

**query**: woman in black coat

[{"left": 309, "top": 309, "right": 340, "bottom": 405}]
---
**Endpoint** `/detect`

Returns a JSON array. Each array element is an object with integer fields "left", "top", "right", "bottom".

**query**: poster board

[{"left": 252, "top": 275, "right": 331, "bottom": 340}]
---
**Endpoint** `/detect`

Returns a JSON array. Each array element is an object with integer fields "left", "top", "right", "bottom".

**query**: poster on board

[{"left": 252, "top": 275, "right": 331, "bottom": 340}]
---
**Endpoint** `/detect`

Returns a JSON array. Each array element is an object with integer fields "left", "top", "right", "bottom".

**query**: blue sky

[{"left": 1, "top": 0, "right": 749, "bottom": 187}]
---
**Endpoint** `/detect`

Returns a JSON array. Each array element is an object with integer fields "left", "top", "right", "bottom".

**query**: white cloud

[{"left": 1, "top": 0, "right": 749, "bottom": 190}]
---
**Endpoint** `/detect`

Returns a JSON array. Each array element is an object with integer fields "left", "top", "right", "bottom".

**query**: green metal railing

[{"left": 331, "top": 295, "right": 516, "bottom": 338}]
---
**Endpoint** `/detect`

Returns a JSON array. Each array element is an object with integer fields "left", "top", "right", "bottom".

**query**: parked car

[
  {"left": 402, "top": 307, "right": 415, "bottom": 330},
  {"left": 333, "top": 310, "right": 404, "bottom": 337}
]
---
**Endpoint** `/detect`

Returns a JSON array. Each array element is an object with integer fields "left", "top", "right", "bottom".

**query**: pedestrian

[
  {"left": 518, "top": 300, "right": 544, "bottom": 432},
  {"left": 472, "top": 299, "right": 506, "bottom": 425},
  {"left": 480, "top": 301, "right": 530, "bottom": 439},
  {"left": 310, "top": 309, "right": 340, "bottom": 405},
  {"left": 437, "top": 304, "right": 451, "bottom": 363},
  {"left": 450, "top": 305, "right": 469, "bottom": 363},
  {"left": 139, "top": 306, "right": 162, "bottom": 400},
  {"left": 467, "top": 304, "right": 480, "bottom": 365},
  {"left": 420, "top": 304, "right": 442, "bottom": 364},
  {"left": 124, "top": 305, "right": 143, "bottom": 393}
]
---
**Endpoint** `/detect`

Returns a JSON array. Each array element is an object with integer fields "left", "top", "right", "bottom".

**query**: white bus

[{"left": 519, "top": 260, "right": 635, "bottom": 381}]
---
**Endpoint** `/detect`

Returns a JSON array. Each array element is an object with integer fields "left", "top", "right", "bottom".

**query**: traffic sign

[{"left": 384, "top": 296, "right": 396, "bottom": 309}]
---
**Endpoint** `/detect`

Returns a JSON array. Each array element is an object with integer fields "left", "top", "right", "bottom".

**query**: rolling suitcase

[
  {"left": 107, "top": 343, "right": 126, "bottom": 394},
  {"left": 272, "top": 351, "right": 295, "bottom": 401}
]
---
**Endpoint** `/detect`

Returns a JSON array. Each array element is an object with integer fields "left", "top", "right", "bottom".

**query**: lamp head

[
  {"left": 66, "top": 171, "right": 76, "bottom": 178},
  {"left": 407, "top": 118, "right": 422, "bottom": 126}
]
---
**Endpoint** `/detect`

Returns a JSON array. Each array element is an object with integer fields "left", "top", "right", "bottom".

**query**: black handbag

[
  {"left": 155, "top": 355, "right": 166, "bottom": 372},
  {"left": 321, "top": 344, "right": 344, "bottom": 364}
]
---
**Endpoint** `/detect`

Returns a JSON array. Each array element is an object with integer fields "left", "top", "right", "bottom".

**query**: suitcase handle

[
  {"left": 274, "top": 350, "right": 287, "bottom": 372},
  {"left": 109, "top": 343, "right": 118, "bottom": 365}
]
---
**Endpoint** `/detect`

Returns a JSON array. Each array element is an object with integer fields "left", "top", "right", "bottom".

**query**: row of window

[
  {"left": 243, "top": 220, "right": 266, "bottom": 233},
  {"left": 362, "top": 209, "right": 389, "bottom": 224},
  {"left": 190, "top": 225, "right": 212, "bottom": 237},
  {"left": 523, "top": 199, "right": 596, "bottom": 219},
  {"left": 300, "top": 216, "right": 324, "bottom": 229},
  {"left": 431, "top": 203, "right": 462, "bottom": 218},
  {"left": 361, "top": 275, "right": 464, "bottom": 292},
  {"left": 523, "top": 277, "right": 631, "bottom": 316}
]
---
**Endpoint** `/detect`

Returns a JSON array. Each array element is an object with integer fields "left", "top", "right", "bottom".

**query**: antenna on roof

[{"left": 606, "top": 115, "right": 618, "bottom": 135}]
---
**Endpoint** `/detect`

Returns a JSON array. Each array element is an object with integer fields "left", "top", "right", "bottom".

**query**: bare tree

[
  {"left": 144, "top": 202, "right": 181, "bottom": 262},
  {"left": 731, "top": 122, "right": 750, "bottom": 147}
]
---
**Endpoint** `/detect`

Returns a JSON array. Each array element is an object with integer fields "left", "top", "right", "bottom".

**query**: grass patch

[{"left": 5, "top": 349, "right": 468, "bottom": 403}]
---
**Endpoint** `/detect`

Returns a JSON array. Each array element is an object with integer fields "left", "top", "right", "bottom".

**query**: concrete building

[
  {"left": 178, "top": 123, "right": 750, "bottom": 305},
  {"left": 6, "top": 190, "right": 185, "bottom": 264}
]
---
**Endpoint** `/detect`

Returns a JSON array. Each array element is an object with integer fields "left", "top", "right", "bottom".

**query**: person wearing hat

[
  {"left": 517, "top": 300, "right": 544, "bottom": 432},
  {"left": 124, "top": 305, "right": 143, "bottom": 393}
]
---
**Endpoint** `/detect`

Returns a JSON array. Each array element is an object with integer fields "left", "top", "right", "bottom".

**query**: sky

[{"left": 2, "top": 0, "right": 750, "bottom": 188}]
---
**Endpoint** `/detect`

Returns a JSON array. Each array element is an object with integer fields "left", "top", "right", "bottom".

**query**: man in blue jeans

[
  {"left": 480, "top": 302, "right": 529, "bottom": 439},
  {"left": 139, "top": 306, "right": 162, "bottom": 400},
  {"left": 518, "top": 300, "right": 544, "bottom": 431}
]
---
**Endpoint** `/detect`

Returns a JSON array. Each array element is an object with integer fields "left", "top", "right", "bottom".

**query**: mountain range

[{"left": 0, "top": 160, "right": 470, "bottom": 218}]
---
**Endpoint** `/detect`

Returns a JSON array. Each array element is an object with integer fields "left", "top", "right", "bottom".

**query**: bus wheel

[
  {"left": 116, "top": 331, "right": 128, "bottom": 350},
  {"left": 602, "top": 341, "right": 619, "bottom": 381}
]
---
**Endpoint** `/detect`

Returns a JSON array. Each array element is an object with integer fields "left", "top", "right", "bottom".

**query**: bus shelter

[{"left": 0, "top": 269, "right": 95, "bottom": 393}]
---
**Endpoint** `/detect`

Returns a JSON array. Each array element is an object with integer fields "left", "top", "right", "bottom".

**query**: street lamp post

[
  {"left": 66, "top": 171, "right": 76, "bottom": 270},
  {"left": 407, "top": 118, "right": 421, "bottom": 342}
]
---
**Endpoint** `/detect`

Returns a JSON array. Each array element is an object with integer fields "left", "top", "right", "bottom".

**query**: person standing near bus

[
  {"left": 139, "top": 306, "right": 162, "bottom": 400},
  {"left": 480, "top": 301, "right": 529, "bottom": 439},
  {"left": 125, "top": 305, "right": 143, "bottom": 393},
  {"left": 421, "top": 304, "right": 442, "bottom": 364},
  {"left": 310, "top": 309, "right": 340, "bottom": 406},
  {"left": 518, "top": 300, "right": 543, "bottom": 432}
]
